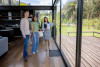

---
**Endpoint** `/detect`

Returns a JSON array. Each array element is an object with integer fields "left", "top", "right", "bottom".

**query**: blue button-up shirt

[{"left": 42, "top": 22, "right": 54, "bottom": 30}]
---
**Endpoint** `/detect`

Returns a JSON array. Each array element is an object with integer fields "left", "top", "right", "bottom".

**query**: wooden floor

[
  {"left": 0, "top": 37, "right": 65, "bottom": 67},
  {"left": 60, "top": 35, "right": 100, "bottom": 67}
]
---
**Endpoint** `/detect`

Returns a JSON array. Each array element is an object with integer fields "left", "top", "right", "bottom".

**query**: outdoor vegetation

[{"left": 59, "top": 0, "right": 100, "bottom": 37}]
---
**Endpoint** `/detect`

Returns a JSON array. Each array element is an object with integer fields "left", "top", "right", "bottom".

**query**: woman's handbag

[{"left": 39, "top": 31, "right": 43, "bottom": 37}]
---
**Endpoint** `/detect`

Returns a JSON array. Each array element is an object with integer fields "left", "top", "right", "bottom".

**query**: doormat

[{"left": 49, "top": 50, "right": 60, "bottom": 57}]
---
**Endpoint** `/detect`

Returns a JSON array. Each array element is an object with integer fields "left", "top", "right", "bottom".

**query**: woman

[
  {"left": 31, "top": 16, "right": 39, "bottom": 54},
  {"left": 42, "top": 17, "right": 55, "bottom": 51}
]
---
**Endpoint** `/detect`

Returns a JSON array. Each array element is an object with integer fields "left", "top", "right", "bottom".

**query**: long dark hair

[
  {"left": 44, "top": 17, "right": 49, "bottom": 23},
  {"left": 32, "top": 15, "right": 36, "bottom": 22}
]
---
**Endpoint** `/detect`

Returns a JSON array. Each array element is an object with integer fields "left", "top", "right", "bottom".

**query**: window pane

[
  {"left": 0, "top": 0, "right": 9, "bottom": 5},
  {"left": 56, "top": 1, "right": 60, "bottom": 48},
  {"left": 53, "top": 0, "right": 55, "bottom": 4},
  {"left": 11, "top": 0, "right": 19, "bottom": 5},
  {"left": 35, "top": 10, "right": 52, "bottom": 29},
  {"left": 0, "top": 0, "right": 52, "bottom": 6},
  {"left": 20, "top": 0, "right": 52, "bottom": 6},
  {"left": 81, "top": 0, "right": 100, "bottom": 66},
  {"left": 61, "top": 0, "right": 77, "bottom": 66}
]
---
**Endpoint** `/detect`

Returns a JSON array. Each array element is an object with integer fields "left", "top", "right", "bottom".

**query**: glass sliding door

[
  {"left": 35, "top": 10, "right": 52, "bottom": 29},
  {"left": 54, "top": 0, "right": 60, "bottom": 48},
  {"left": 56, "top": 1, "right": 60, "bottom": 48},
  {"left": 81, "top": 0, "right": 100, "bottom": 66},
  {"left": 61, "top": 0, "right": 77, "bottom": 66}
]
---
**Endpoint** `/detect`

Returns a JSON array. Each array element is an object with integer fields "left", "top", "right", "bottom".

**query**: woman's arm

[
  {"left": 50, "top": 22, "right": 54, "bottom": 27},
  {"left": 37, "top": 23, "right": 40, "bottom": 37},
  {"left": 42, "top": 23, "right": 45, "bottom": 30},
  {"left": 31, "top": 25, "right": 35, "bottom": 37},
  {"left": 50, "top": 20, "right": 55, "bottom": 27}
]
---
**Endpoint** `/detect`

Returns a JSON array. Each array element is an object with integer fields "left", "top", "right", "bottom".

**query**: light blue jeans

[
  {"left": 23, "top": 35, "right": 29, "bottom": 58},
  {"left": 32, "top": 32, "right": 39, "bottom": 53}
]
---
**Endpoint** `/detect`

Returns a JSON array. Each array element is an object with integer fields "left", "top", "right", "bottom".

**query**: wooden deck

[
  {"left": 0, "top": 37, "right": 65, "bottom": 67},
  {"left": 59, "top": 35, "right": 100, "bottom": 67}
]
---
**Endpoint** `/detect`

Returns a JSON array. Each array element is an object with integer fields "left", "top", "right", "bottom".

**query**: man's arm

[{"left": 20, "top": 19, "right": 26, "bottom": 38}]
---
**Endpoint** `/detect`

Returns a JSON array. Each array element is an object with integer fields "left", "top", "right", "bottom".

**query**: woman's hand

[
  {"left": 33, "top": 34, "right": 35, "bottom": 37},
  {"left": 39, "top": 33, "right": 40, "bottom": 37},
  {"left": 53, "top": 19, "right": 55, "bottom": 22},
  {"left": 45, "top": 28, "right": 47, "bottom": 30}
]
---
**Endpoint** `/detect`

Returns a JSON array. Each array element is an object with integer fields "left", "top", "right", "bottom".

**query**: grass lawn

[{"left": 56, "top": 26, "right": 100, "bottom": 37}]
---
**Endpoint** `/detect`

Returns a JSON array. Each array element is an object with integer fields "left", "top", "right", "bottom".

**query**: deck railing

[{"left": 67, "top": 31, "right": 100, "bottom": 36}]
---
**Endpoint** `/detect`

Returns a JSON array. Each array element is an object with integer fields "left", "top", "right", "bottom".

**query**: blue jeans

[
  {"left": 23, "top": 35, "right": 29, "bottom": 58},
  {"left": 32, "top": 32, "right": 39, "bottom": 53}
]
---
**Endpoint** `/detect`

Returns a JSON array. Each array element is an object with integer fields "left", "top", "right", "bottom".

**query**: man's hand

[
  {"left": 24, "top": 36, "right": 26, "bottom": 39},
  {"left": 30, "top": 34, "right": 31, "bottom": 38}
]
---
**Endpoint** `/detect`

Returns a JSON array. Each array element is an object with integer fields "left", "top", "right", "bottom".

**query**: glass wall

[
  {"left": 61, "top": 0, "right": 77, "bottom": 66},
  {"left": 11, "top": 0, "right": 19, "bottom": 5},
  {"left": 53, "top": 0, "right": 55, "bottom": 4},
  {"left": 0, "top": 0, "right": 52, "bottom": 6},
  {"left": 53, "top": 0, "right": 77, "bottom": 66},
  {"left": 53, "top": 0, "right": 100, "bottom": 66},
  {"left": 0, "top": 0, "right": 20, "bottom": 6},
  {"left": 55, "top": 0, "right": 60, "bottom": 48},
  {"left": 81, "top": 0, "right": 100, "bottom": 66},
  {"left": 35, "top": 10, "right": 52, "bottom": 29},
  {"left": 0, "top": 0, "right": 9, "bottom": 5}
]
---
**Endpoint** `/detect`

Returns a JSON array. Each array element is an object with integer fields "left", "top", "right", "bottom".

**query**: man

[{"left": 20, "top": 10, "right": 31, "bottom": 61}]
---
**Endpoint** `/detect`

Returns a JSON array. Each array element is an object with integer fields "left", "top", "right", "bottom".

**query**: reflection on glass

[
  {"left": 61, "top": 0, "right": 77, "bottom": 66},
  {"left": 11, "top": 0, "right": 19, "bottom": 5},
  {"left": 0, "top": 0, "right": 19, "bottom": 5},
  {"left": 0, "top": 0, "right": 9, "bottom": 5},
  {"left": 81, "top": 0, "right": 100, "bottom": 66},
  {"left": 53, "top": 0, "right": 55, "bottom": 4},
  {"left": 56, "top": 1, "right": 60, "bottom": 48}
]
